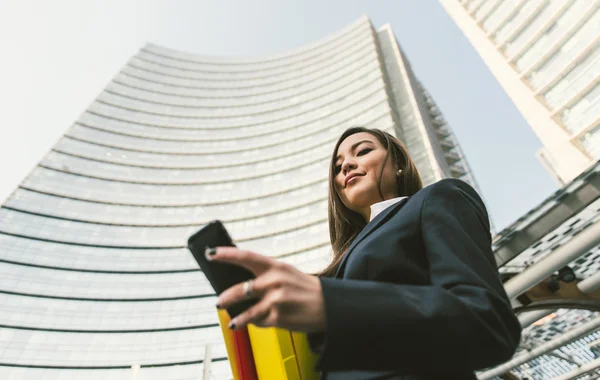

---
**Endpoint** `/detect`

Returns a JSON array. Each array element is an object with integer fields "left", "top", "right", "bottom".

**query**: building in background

[
  {"left": 441, "top": 0, "right": 600, "bottom": 185},
  {"left": 481, "top": 160, "right": 600, "bottom": 380},
  {"left": 0, "top": 16, "right": 477, "bottom": 379},
  {"left": 441, "top": 1, "right": 600, "bottom": 379}
]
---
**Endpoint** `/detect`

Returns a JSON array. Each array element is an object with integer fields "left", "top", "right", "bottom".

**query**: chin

[
  {"left": 345, "top": 193, "right": 379, "bottom": 211},
  {"left": 341, "top": 181, "right": 379, "bottom": 208}
]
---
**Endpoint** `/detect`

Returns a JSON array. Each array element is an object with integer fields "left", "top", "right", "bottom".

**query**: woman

[{"left": 207, "top": 127, "right": 521, "bottom": 379}]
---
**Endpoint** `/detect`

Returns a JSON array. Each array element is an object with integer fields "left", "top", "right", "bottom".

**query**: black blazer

[{"left": 308, "top": 179, "right": 521, "bottom": 380}]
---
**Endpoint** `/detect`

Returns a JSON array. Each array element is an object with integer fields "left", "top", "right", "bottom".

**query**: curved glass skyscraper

[{"left": 0, "top": 16, "right": 477, "bottom": 379}]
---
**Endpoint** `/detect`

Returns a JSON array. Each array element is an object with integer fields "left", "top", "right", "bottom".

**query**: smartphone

[{"left": 187, "top": 220, "right": 257, "bottom": 318}]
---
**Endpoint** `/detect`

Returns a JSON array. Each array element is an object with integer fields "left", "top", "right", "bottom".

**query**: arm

[{"left": 314, "top": 179, "right": 521, "bottom": 373}]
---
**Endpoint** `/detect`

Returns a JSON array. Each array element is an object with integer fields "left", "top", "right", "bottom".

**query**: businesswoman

[{"left": 208, "top": 127, "right": 521, "bottom": 379}]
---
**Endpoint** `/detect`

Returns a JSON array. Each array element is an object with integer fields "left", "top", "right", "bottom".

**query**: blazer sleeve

[{"left": 313, "top": 179, "right": 521, "bottom": 373}]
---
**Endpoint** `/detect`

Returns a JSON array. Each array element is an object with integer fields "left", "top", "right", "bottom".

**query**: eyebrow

[{"left": 335, "top": 139, "right": 374, "bottom": 162}]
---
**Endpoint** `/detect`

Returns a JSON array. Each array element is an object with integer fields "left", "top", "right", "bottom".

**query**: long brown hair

[{"left": 318, "top": 127, "right": 423, "bottom": 277}]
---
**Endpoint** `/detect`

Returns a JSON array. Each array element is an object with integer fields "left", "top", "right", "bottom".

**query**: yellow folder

[
  {"left": 217, "top": 309, "right": 242, "bottom": 380},
  {"left": 291, "top": 331, "right": 320, "bottom": 380},
  {"left": 247, "top": 325, "right": 319, "bottom": 380},
  {"left": 217, "top": 308, "right": 319, "bottom": 380}
]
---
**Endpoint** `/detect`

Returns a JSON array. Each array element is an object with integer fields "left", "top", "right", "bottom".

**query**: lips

[{"left": 345, "top": 173, "right": 363, "bottom": 187}]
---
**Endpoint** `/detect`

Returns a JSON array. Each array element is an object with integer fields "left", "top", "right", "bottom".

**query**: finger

[
  {"left": 205, "top": 246, "right": 273, "bottom": 276},
  {"left": 229, "top": 294, "right": 278, "bottom": 330},
  {"left": 218, "top": 271, "right": 283, "bottom": 310},
  {"left": 218, "top": 279, "right": 262, "bottom": 310}
]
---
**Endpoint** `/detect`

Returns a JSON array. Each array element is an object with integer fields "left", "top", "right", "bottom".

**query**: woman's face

[{"left": 333, "top": 132, "right": 400, "bottom": 221}]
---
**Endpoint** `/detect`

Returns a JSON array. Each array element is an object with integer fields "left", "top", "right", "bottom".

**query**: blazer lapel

[{"left": 334, "top": 197, "right": 409, "bottom": 278}]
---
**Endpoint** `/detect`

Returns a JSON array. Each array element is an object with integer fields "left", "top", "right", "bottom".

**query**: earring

[{"left": 396, "top": 169, "right": 403, "bottom": 177}]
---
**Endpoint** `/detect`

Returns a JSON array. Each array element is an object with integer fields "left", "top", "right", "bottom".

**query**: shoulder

[
  {"left": 415, "top": 178, "right": 488, "bottom": 219},
  {"left": 413, "top": 178, "right": 481, "bottom": 202}
]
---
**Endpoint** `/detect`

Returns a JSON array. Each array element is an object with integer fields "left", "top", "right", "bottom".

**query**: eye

[{"left": 357, "top": 148, "right": 372, "bottom": 156}]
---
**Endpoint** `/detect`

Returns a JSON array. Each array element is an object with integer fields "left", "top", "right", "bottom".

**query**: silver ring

[{"left": 243, "top": 280, "right": 255, "bottom": 298}]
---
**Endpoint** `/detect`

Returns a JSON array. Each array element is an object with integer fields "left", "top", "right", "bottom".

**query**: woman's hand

[{"left": 206, "top": 246, "right": 326, "bottom": 333}]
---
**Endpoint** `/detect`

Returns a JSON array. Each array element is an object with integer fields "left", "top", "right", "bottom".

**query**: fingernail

[
  {"left": 216, "top": 302, "right": 222, "bottom": 309},
  {"left": 205, "top": 247, "right": 217, "bottom": 260},
  {"left": 228, "top": 321, "right": 236, "bottom": 330}
]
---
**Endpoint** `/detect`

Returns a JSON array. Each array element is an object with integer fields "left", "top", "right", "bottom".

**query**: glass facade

[{"left": 0, "top": 16, "right": 477, "bottom": 379}]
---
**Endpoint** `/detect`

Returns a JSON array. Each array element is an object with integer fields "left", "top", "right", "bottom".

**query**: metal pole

[
  {"left": 504, "top": 221, "right": 600, "bottom": 300},
  {"left": 518, "top": 267, "right": 600, "bottom": 327},
  {"left": 131, "top": 364, "right": 141, "bottom": 380},
  {"left": 203, "top": 344, "right": 212, "bottom": 380},
  {"left": 518, "top": 309, "right": 554, "bottom": 328},
  {"left": 477, "top": 315, "right": 600, "bottom": 379},
  {"left": 577, "top": 270, "right": 600, "bottom": 293}
]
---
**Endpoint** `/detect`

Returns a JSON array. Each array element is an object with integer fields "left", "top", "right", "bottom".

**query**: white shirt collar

[{"left": 369, "top": 196, "right": 408, "bottom": 222}]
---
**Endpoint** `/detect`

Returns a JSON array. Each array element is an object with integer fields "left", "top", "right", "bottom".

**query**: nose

[{"left": 341, "top": 158, "right": 357, "bottom": 175}]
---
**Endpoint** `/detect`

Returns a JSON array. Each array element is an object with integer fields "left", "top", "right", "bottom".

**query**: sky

[{"left": 0, "top": 0, "right": 558, "bottom": 231}]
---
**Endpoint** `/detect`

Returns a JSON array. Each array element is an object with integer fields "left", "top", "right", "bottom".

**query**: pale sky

[{"left": 0, "top": 0, "right": 558, "bottom": 231}]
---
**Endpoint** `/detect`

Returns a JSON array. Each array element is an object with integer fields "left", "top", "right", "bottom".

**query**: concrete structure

[
  {"left": 441, "top": 2, "right": 600, "bottom": 378},
  {"left": 0, "top": 17, "right": 477, "bottom": 379},
  {"left": 441, "top": 0, "right": 600, "bottom": 185},
  {"left": 483, "top": 161, "right": 600, "bottom": 379}
]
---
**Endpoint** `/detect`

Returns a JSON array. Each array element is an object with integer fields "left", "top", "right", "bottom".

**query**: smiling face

[
  {"left": 322, "top": 127, "right": 424, "bottom": 276},
  {"left": 333, "top": 132, "right": 400, "bottom": 221}
]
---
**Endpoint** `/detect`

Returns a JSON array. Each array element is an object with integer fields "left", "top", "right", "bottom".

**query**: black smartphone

[{"left": 187, "top": 220, "right": 257, "bottom": 318}]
